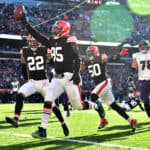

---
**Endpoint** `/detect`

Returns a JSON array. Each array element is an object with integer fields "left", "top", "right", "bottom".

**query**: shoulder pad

[{"left": 67, "top": 36, "right": 77, "bottom": 43}]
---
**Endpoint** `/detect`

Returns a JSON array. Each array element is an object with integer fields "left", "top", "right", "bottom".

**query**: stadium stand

[{"left": 0, "top": 1, "right": 148, "bottom": 102}]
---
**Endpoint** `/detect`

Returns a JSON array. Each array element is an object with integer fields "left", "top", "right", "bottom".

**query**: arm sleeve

[
  {"left": 25, "top": 22, "right": 50, "bottom": 47},
  {"left": 138, "top": 103, "right": 145, "bottom": 111},
  {"left": 67, "top": 36, "right": 80, "bottom": 73},
  {"left": 71, "top": 43, "right": 80, "bottom": 73}
]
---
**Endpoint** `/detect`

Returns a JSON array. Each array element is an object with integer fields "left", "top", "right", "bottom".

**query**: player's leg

[
  {"left": 90, "top": 93, "right": 108, "bottom": 129},
  {"left": 105, "top": 87, "right": 137, "bottom": 132},
  {"left": 52, "top": 104, "right": 69, "bottom": 136},
  {"left": 139, "top": 80, "right": 150, "bottom": 118},
  {"left": 121, "top": 103, "right": 131, "bottom": 111},
  {"left": 32, "top": 78, "right": 69, "bottom": 138},
  {"left": 5, "top": 81, "right": 36, "bottom": 127},
  {"left": 63, "top": 103, "right": 70, "bottom": 117},
  {"left": 61, "top": 92, "right": 70, "bottom": 118},
  {"left": 31, "top": 101, "right": 52, "bottom": 139}
]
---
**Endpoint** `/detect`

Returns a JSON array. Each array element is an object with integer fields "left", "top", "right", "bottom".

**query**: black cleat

[
  {"left": 5, "top": 116, "right": 19, "bottom": 128},
  {"left": 67, "top": 110, "right": 70, "bottom": 117},
  {"left": 62, "top": 123, "right": 69, "bottom": 136},
  {"left": 31, "top": 127, "right": 47, "bottom": 139}
]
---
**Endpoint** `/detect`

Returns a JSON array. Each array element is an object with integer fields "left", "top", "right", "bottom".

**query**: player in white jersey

[{"left": 131, "top": 40, "right": 150, "bottom": 117}]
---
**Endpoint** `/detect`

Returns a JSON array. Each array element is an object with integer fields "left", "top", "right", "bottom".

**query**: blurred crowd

[
  {"left": 0, "top": 1, "right": 145, "bottom": 102},
  {"left": 0, "top": 2, "right": 149, "bottom": 44},
  {"left": 0, "top": 59, "right": 133, "bottom": 103}
]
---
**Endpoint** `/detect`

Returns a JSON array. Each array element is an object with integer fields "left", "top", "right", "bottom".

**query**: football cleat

[
  {"left": 5, "top": 116, "right": 19, "bottom": 128},
  {"left": 98, "top": 118, "right": 108, "bottom": 129},
  {"left": 31, "top": 127, "right": 47, "bottom": 139},
  {"left": 66, "top": 110, "right": 70, "bottom": 117},
  {"left": 62, "top": 123, "right": 69, "bottom": 136},
  {"left": 130, "top": 119, "right": 137, "bottom": 132}
]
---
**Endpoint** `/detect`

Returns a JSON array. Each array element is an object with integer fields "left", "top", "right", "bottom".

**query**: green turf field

[{"left": 0, "top": 103, "right": 149, "bottom": 150}]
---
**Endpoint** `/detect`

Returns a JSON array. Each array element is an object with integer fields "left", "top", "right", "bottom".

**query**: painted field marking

[{"left": 0, "top": 131, "right": 149, "bottom": 150}]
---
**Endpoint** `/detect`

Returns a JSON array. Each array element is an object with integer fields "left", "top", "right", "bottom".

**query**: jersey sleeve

[
  {"left": 67, "top": 36, "right": 80, "bottom": 73},
  {"left": 26, "top": 22, "right": 50, "bottom": 47}
]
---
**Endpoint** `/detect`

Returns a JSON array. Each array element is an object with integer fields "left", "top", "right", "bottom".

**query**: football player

[
  {"left": 121, "top": 96, "right": 144, "bottom": 112},
  {"left": 121, "top": 74, "right": 144, "bottom": 111},
  {"left": 131, "top": 40, "right": 150, "bottom": 118},
  {"left": 55, "top": 92, "right": 71, "bottom": 119},
  {"left": 5, "top": 35, "right": 69, "bottom": 137},
  {"left": 14, "top": 5, "right": 101, "bottom": 138},
  {"left": 80, "top": 45, "right": 137, "bottom": 132}
]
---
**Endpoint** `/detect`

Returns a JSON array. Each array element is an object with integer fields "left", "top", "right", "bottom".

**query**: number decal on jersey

[
  {"left": 88, "top": 64, "right": 101, "bottom": 77},
  {"left": 130, "top": 100, "right": 137, "bottom": 107},
  {"left": 140, "top": 60, "right": 150, "bottom": 70},
  {"left": 51, "top": 47, "right": 63, "bottom": 62},
  {"left": 27, "top": 56, "right": 44, "bottom": 71}
]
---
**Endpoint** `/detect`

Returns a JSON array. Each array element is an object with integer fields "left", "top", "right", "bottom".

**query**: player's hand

[
  {"left": 70, "top": 72, "right": 80, "bottom": 85},
  {"left": 14, "top": 5, "right": 28, "bottom": 24},
  {"left": 120, "top": 47, "right": 128, "bottom": 56}
]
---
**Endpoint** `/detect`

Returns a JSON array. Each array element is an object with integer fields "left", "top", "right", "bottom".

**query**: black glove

[{"left": 70, "top": 72, "right": 80, "bottom": 85}]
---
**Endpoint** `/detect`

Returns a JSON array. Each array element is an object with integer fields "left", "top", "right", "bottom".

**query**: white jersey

[
  {"left": 11, "top": 81, "right": 19, "bottom": 92},
  {"left": 132, "top": 51, "right": 150, "bottom": 80}
]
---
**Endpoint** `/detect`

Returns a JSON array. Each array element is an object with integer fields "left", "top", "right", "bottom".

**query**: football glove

[
  {"left": 120, "top": 47, "right": 128, "bottom": 56},
  {"left": 70, "top": 72, "right": 80, "bottom": 85},
  {"left": 14, "top": 5, "right": 28, "bottom": 26}
]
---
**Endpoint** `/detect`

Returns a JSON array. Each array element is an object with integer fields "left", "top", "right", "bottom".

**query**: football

[{"left": 14, "top": 5, "right": 25, "bottom": 21}]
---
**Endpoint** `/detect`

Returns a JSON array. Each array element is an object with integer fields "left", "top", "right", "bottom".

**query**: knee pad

[{"left": 91, "top": 94, "right": 99, "bottom": 102}]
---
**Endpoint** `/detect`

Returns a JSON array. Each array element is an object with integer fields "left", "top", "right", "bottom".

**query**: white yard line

[{"left": 0, "top": 131, "right": 149, "bottom": 150}]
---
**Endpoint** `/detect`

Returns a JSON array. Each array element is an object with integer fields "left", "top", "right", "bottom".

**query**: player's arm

[
  {"left": 80, "top": 57, "right": 88, "bottom": 71},
  {"left": 20, "top": 49, "right": 28, "bottom": 80},
  {"left": 14, "top": 5, "right": 50, "bottom": 47},
  {"left": 67, "top": 36, "right": 80, "bottom": 73},
  {"left": 108, "top": 40, "right": 129, "bottom": 62},
  {"left": 67, "top": 36, "right": 81, "bottom": 85},
  {"left": 131, "top": 54, "right": 138, "bottom": 71},
  {"left": 25, "top": 22, "right": 50, "bottom": 47},
  {"left": 138, "top": 102, "right": 145, "bottom": 111},
  {"left": 137, "top": 98, "right": 145, "bottom": 111},
  {"left": 101, "top": 53, "right": 109, "bottom": 64}
]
